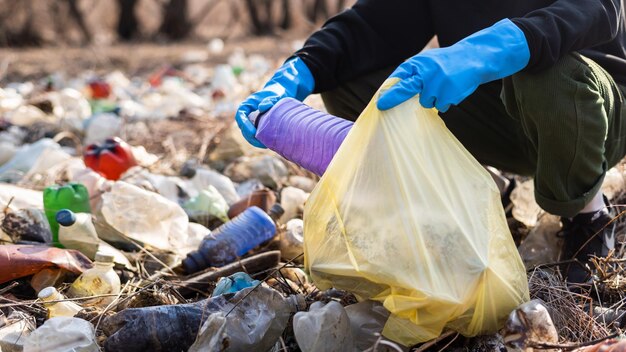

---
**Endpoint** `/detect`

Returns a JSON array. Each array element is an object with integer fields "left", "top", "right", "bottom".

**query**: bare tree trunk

[
  {"left": 280, "top": 0, "right": 292, "bottom": 30},
  {"left": 244, "top": 0, "right": 273, "bottom": 35},
  {"left": 158, "top": 0, "right": 192, "bottom": 40},
  {"left": 117, "top": 0, "right": 139, "bottom": 41},
  {"left": 66, "top": 0, "right": 92, "bottom": 44},
  {"left": 309, "top": 0, "right": 329, "bottom": 22},
  {"left": 336, "top": 0, "right": 347, "bottom": 13}
]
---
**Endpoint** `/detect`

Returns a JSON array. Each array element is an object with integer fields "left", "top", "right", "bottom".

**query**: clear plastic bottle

[
  {"left": 38, "top": 287, "right": 82, "bottom": 319},
  {"left": 68, "top": 252, "right": 121, "bottom": 307}
]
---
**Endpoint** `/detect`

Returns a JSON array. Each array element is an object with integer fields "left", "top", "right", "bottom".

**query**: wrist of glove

[
  {"left": 236, "top": 57, "right": 314, "bottom": 148},
  {"left": 377, "top": 18, "right": 530, "bottom": 112}
]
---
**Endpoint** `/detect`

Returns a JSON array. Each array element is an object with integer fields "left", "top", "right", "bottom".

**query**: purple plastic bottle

[{"left": 252, "top": 98, "right": 353, "bottom": 176}]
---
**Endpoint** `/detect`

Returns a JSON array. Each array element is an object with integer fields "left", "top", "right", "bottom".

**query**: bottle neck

[{"left": 94, "top": 261, "right": 114, "bottom": 269}]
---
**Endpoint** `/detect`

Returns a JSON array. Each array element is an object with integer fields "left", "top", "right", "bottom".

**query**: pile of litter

[{"left": 2, "top": 47, "right": 626, "bottom": 352}]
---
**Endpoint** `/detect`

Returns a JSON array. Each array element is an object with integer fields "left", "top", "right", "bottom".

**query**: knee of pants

[{"left": 502, "top": 53, "right": 594, "bottom": 125}]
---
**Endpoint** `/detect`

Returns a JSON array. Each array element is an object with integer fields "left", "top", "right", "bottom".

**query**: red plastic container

[
  {"left": 84, "top": 137, "right": 137, "bottom": 180},
  {"left": 88, "top": 79, "right": 112, "bottom": 99}
]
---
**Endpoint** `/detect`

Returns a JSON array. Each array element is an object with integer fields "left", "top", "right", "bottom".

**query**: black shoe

[{"left": 559, "top": 201, "right": 616, "bottom": 284}]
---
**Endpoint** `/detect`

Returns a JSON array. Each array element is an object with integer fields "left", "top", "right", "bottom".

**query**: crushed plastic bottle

[
  {"left": 38, "top": 287, "right": 83, "bottom": 318},
  {"left": 100, "top": 181, "right": 191, "bottom": 253},
  {"left": 182, "top": 206, "right": 277, "bottom": 273},
  {"left": 294, "top": 301, "right": 354, "bottom": 352},
  {"left": 183, "top": 185, "right": 230, "bottom": 224},
  {"left": 84, "top": 137, "right": 137, "bottom": 180},
  {"left": 43, "top": 183, "right": 92, "bottom": 245},
  {"left": 224, "top": 155, "right": 288, "bottom": 190},
  {"left": 344, "top": 300, "right": 397, "bottom": 351},
  {"left": 187, "top": 167, "right": 240, "bottom": 205},
  {"left": 0, "top": 139, "right": 60, "bottom": 182},
  {"left": 23, "top": 317, "right": 98, "bottom": 352},
  {"left": 280, "top": 219, "right": 304, "bottom": 261},
  {"left": 68, "top": 252, "right": 121, "bottom": 307},
  {"left": 280, "top": 186, "right": 309, "bottom": 223},
  {"left": 56, "top": 209, "right": 100, "bottom": 260},
  {"left": 0, "top": 311, "right": 35, "bottom": 352},
  {"left": 103, "top": 286, "right": 305, "bottom": 352}
]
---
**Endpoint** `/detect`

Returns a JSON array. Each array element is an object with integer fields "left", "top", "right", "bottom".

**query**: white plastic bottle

[
  {"left": 68, "top": 252, "right": 121, "bottom": 307},
  {"left": 38, "top": 287, "right": 82, "bottom": 319},
  {"left": 56, "top": 209, "right": 100, "bottom": 260}
]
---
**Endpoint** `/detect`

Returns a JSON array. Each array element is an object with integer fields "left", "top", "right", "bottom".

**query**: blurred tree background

[{"left": 0, "top": 0, "right": 350, "bottom": 47}]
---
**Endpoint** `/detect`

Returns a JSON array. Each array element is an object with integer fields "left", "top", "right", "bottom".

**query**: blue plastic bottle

[{"left": 183, "top": 206, "right": 276, "bottom": 274}]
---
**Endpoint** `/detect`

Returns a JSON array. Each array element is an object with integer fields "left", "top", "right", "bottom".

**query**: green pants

[{"left": 320, "top": 53, "right": 626, "bottom": 217}]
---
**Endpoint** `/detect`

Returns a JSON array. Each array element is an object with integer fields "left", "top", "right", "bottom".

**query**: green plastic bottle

[{"left": 43, "top": 183, "right": 91, "bottom": 247}]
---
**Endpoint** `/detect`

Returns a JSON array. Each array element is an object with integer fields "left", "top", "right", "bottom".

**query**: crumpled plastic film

[{"left": 303, "top": 79, "right": 529, "bottom": 346}]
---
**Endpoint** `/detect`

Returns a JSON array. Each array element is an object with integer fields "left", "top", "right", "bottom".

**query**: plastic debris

[
  {"left": 224, "top": 155, "right": 288, "bottom": 190},
  {"left": 0, "top": 311, "right": 35, "bottom": 352},
  {"left": 183, "top": 206, "right": 276, "bottom": 273},
  {"left": 279, "top": 186, "right": 308, "bottom": 223},
  {"left": 56, "top": 210, "right": 100, "bottom": 260},
  {"left": 294, "top": 301, "right": 354, "bottom": 352},
  {"left": 228, "top": 188, "right": 276, "bottom": 219},
  {"left": 0, "top": 139, "right": 60, "bottom": 182},
  {"left": 24, "top": 317, "right": 98, "bottom": 352},
  {"left": 211, "top": 272, "right": 260, "bottom": 297},
  {"left": 68, "top": 252, "right": 121, "bottom": 307},
  {"left": 1, "top": 208, "right": 52, "bottom": 244},
  {"left": 39, "top": 287, "right": 83, "bottom": 318},
  {"left": 280, "top": 218, "right": 304, "bottom": 261},
  {"left": 183, "top": 185, "right": 230, "bottom": 224},
  {"left": 44, "top": 182, "right": 92, "bottom": 245},
  {"left": 84, "top": 137, "right": 137, "bottom": 180},
  {"left": 0, "top": 245, "right": 92, "bottom": 284},
  {"left": 103, "top": 286, "right": 304, "bottom": 352},
  {"left": 502, "top": 300, "right": 558, "bottom": 352},
  {"left": 101, "top": 181, "right": 191, "bottom": 253}
]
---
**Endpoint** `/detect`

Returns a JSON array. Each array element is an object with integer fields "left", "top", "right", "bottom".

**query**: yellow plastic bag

[{"left": 303, "top": 79, "right": 529, "bottom": 346}]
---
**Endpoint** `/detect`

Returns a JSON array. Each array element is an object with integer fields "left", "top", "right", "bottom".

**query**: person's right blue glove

[
  {"left": 235, "top": 57, "right": 315, "bottom": 148},
  {"left": 377, "top": 19, "right": 530, "bottom": 112}
]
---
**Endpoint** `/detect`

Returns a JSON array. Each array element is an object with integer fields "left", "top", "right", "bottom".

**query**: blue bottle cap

[{"left": 56, "top": 209, "right": 77, "bottom": 227}]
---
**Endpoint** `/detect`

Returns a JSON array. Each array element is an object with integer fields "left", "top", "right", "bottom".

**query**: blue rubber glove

[
  {"left": 235, "top": 57, "right": 315, "bottom": 148},
  {"left": 377, "top": 19, "right": 530, "bottom": 112}
]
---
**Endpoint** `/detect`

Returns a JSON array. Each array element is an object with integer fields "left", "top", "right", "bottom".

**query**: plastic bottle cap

[
  {"left": 268, "top": 203, "right": 285, "bottom": 221},
  {"left": 56, "top": 209, "right": 77, "bottom": 227},
  {"left": 38, "top": 287, "right": 58, "bottom": 300},
  {"left": 95, "top": 252, "right": 115, "bottom": 263}
]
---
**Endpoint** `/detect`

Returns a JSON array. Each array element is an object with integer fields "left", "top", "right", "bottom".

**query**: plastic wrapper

[
  {"left": 304, "top": 79, "right": 529, "bottom": 345},
  {"left": 0, "top": 245, "right": 92, "bottom": 284}
]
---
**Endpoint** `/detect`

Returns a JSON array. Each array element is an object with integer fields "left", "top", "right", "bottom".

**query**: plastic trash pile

[
  {"left": 1, "top": 47, "right": 626, "bottom": 352},
  {"left": 0, "top": 50, "right": 412, "bottom": 352}
]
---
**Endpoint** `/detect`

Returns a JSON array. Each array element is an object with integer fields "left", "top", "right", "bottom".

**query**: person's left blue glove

[
  {"left": 235, "top": 57, "right": 315, "bottom": 148},
  {"left": 377, "top": 19, "right": 530, "bottom": 113}
]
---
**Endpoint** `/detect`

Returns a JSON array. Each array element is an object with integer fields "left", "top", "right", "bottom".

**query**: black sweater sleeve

[
  {"left": 511, "top": 0, "right": 623, "bottom": 71},
  {"left": 295, "top": 0, "right": 434, "bottom": 93}
]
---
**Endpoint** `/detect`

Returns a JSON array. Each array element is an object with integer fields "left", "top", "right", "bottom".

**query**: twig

[
  {"left": 0, "top": 293, "right": 127, "bottom": 309},
  {"left": 0, "top": 281, "right": 19, "bottom": 295},
  {"left": 528, "top": 332, "right": 619, "bottom": 350},
  {"left": 413, "top": 331, "right": 456, "bottom": 352}
]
